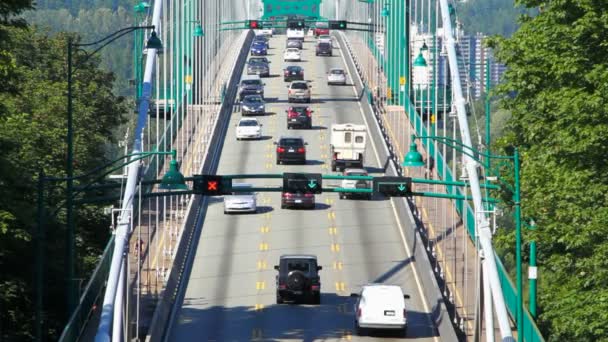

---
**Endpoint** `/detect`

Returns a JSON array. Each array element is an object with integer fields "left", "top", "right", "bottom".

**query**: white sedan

[
  {"left": 224, "top": 183, "right": 257, "bottom": 214},
  {"left": 327, "top": 68, "right": 347, "bottom": 85},
  {"left": 284, "top": 48, "right": 302, "bottom": 62},
  {"left": 235, "top": 118, "right": 262, "bottom": 140},
  {"left": 352, "top": 284, "right": 410, "bottom": 337}
]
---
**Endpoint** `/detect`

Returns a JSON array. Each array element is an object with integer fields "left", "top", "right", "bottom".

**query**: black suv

[
  {"left": 274, "top": 136, "right": 307, "bottom": 164},
  {"left": 275, "top": 255, "right": 322, "bottom": 304},
  {"left": 238, "top": 77, "right": 265, "bottom": 101},
  {"left": 316, "top": 42, "right": 332, "bottom": 56}
]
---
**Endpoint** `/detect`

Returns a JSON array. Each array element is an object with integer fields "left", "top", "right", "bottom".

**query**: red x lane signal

[{"left": 193, "top": 175, "right": 229, "bottom": 195}]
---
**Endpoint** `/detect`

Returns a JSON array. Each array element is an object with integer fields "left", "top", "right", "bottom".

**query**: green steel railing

[
  {"left": 58, "top": 236, "right": 115, "bottom": 342},
  {"left": 365, "top": 32, "right": 544, "bottom": 342}
]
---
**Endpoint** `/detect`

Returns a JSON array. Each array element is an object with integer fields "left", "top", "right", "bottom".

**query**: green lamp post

[
  {"left": 65, "top": 25, "right": 162, "bottom": 318},
  {"left": 36, "top": 149, "right": 185, "bottom": 340},
  {"left": 403, "top": 134, "right": 524, "bottom": 337}
]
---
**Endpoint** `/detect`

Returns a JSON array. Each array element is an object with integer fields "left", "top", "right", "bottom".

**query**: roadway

[{"left": 167, "top": 32, "right": 440, "bottom": 341}]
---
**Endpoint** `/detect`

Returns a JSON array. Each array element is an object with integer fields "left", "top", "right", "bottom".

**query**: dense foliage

[
  {"left": 456, "top": 0, "right": 523, "bottom": 36},
  {"left": 0, "top": 2, "right": 129, "bottom": 338},
  {"left": 488, "top": 0, "right": 608, "bottom": 340}
]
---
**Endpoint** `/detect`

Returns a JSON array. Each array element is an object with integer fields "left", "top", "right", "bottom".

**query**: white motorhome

[{"left": 330, "top": 123, "right": 367, "bottom": 171}]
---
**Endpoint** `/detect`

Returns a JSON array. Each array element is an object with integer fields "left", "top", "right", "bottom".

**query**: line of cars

[{"left": 233, "top": 27, "right": 412, "bottom": 338}]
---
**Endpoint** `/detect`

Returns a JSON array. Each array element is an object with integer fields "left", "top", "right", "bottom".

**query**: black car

[
  {"left": 274, "top": 136, "right": 307, "bottom": 164},
  {"left": 241, "top": 95, "right": 265, "bottom": 115},
  {"left": 286, "top": 106, "right": 313, "bottom": 129},
  {"left": 286, "top": 38, "right": 303, "bottom": 49},
  {"left": 247, "top": 61, "right": 270, "bottom": 77},
  {"left": 238, "top": 77, "right": 264, "bottom": 101},
  {"left": 283, "top": 66, "right": 304, "bottom": 82},
  {"left": 281, "top": 191, "right": 315, "bottom": 209},
  {"left": 316, "top": 42, "right": 332, "bottom": 56},
  {"left": 275, "top": 255, "right": 322, "bottom": 304},
  {"left": 252, "top": 35, "right": 269, "bottom": 49}
]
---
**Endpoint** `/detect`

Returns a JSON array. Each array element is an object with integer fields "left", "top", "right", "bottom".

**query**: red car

[
  {"left": 286, "top": 106, "right": 313, "bottom": 129},
  {"left": 314, "top": 22, "right": 329, "bottom": 37}
]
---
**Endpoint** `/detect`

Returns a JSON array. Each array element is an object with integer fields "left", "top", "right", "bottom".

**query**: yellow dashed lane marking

[
  {"left": 256, "top": 281, "right": 266, "bottom": 290},
  {"left": 333, "top": 261, "right": 343, "bottom": 270},
  {"left": 259, "top": 242, "right": 269, "bottom": 251},
  {"left": 260, "top": 226, "right": 270, "bottom": 233},
  {"left": 331, "top": 243, "right": 341, "bottom": 252},
  {"left": 254, "top": 304, "right": 265, "bottom": 311},
  {"left": 257, "top": 260, "right": 267, "bottom": 270},
  {"left": 327, "top": 211, "right": 336, "bottom": 220},
  {"left": 335, "top": 282, "right": 346, "bottom": 292},
  {"left": 328, "top": 227, "right": 338, "bottom": 235},
  {"left": 342, "top": 330, "right": 352, "bottom": 340},
  {"left": 325, "top": 198, "right": 334, "bottom": 205},
  {"left": 252, "top": 328, "right": 262, "bottom": 339}
]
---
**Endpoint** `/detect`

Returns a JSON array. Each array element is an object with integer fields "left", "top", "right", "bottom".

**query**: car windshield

[
  {"left": 244, "top": 96, "right": 263, "bottom": 103},
  {"left": 318, "top": 43, "right": 331, "bottom": 49},
  {"left": 316, "top": 22, "right": 328, "bottom": 28},
  {"left": 252, "top": 42, "right": 265, "bottom": 47},
  {"left": 279, "top": 138, "right": 304, "bottom": 146},
  {"left": 241, "top": 80, "right": 261, "bottom": 85},
  {"left": 331, "top": 69, "right": 344, "bottom": 75},
  {"left": 239, "top": 120, "right": 258, "bottom": 127},
  {"left": 287, "top": 66, "right": 301, "bottom": 71},
  {"left": 250, "top": 58, "right": 268, "bottom": 63},
  {"left": 286, "top": 48, "right": 299, "bottom": 53},
  {"left": 249, "top": 62, "right": 266, "bottom": 67},
  {"left": 290, "top": 82, "right": 308, "bottom": 89}
]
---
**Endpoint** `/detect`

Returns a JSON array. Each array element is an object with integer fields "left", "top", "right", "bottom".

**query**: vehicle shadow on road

[{"left": 171, "top": 292, "right": 439, "bottom": 340}]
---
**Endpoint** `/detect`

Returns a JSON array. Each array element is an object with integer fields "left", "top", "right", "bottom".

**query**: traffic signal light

[
  {"left": 329, "top": 20, "right": 347, "bottom": 30},
  {"left": 248, "top": 20, "right": 261, "bottom": 29},
  {"left": 374, "top": 176, "right": 412, "bottom": 197},
  {"left": 283, "top": 173, "right": 323, "bottom": 194},
  {"left": 193, "top": 174, "right": 231, "bottom": 195},
  {"left": 287, "top": 20, "right": 305, "bottom": 29}
]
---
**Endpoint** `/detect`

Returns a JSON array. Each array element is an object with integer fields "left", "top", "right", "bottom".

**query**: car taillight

[
  {"left": 299, "top": 71, "right": 304, "bottom": 75},
  {"left": 277, "top": 147, "right": 285, "bottom": 153},
  {"left": 279, "top": 284, "right": 286, "bottom": 290},
  {"left": 357, "top": 308, "right": 362, "bottom": 318},
  {"left": 282, "top": 192, "right": 293, "bottom": 198},
  {"left": 311, "top": 285, "right": 320, "bottom": 290},
  {"left": 297, "top": 147, "right": 305, "bottom": 153},
  {"left": 304, "top": 193, "right": 314, "bottom": 198}
]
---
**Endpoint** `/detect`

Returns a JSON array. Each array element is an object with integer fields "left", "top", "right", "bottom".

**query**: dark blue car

[{"left": 250, "top": 42, "right": 268, "bottom": 56}]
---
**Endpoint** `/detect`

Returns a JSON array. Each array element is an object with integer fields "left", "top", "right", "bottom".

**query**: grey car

[
  {"left": 239, "top": 78, "right": 265, "bottom": 101},
  {"left": 241, "top": 95, "right": 265, "bottom": 115},
  {"left": 247, "top": 61, "right": 270, "bottom": 77}
]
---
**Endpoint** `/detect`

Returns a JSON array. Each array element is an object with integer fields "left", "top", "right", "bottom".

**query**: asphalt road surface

[{"left": 168, "top": 32, "right": 440, "bottom": 342}]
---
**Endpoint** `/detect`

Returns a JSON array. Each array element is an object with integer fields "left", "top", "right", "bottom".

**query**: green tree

[
  {"left": 0, "top": 25, "right": 129, "bottom": 339},
  {"left": 488, "top": 0, "right": 608, "bottom": 340},
  {"left": 456, "top": 0, "right": 524, "bottom": 36}
]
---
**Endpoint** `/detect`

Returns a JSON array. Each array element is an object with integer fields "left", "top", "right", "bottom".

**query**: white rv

[{"left": 330, "top": 123, "right": 367, "bottom": 171}]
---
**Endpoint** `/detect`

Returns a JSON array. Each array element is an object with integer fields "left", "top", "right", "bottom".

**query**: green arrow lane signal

[
  {"left": 398, "top": 184, "right": 406, "bottom": 191},
  {"left": 308, "top": 180, "right": 317, "bottom": 188}
]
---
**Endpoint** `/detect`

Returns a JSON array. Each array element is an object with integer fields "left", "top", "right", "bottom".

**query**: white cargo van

[{"left": 330, "top": 123, "right": 367, "bottom": 171}]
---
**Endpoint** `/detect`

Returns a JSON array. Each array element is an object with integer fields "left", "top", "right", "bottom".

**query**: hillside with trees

[
  {"left": 488, "top": 0, "right": 608, "bottom": 340},
  {"left": 456, "top": 0, "right": 523, "bottom": 36}
]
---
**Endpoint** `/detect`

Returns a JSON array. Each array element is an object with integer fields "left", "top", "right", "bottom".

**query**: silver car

[
  {"left": 224, "top": 183, "right": 257, "bottom": 214},
  {"left": 327, "top": 68, "right": 347, "bottom": 85}
]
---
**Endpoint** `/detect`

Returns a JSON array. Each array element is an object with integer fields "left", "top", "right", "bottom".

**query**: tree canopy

[
  {"left": 0, "top": 23, "right": 129, "bottom": 341},
  {"left": 488, "top": 0, "right": 608, "bottom": 340}
]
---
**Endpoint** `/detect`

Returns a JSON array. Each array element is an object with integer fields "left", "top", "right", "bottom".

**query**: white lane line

[{"left": 337, "top": 35, "right": 439, "bottom": 342}]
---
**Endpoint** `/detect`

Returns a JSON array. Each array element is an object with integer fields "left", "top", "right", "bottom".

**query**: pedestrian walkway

[{"left": 344, "top": 33, "right": 509, "bottom": 340}]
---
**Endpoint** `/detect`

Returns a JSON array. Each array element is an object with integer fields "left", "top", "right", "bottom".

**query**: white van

[{"left": 330, "top": 123, "right": 367, "bottom": 171}]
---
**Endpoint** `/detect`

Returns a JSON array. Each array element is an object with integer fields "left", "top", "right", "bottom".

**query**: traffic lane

[{"left": 170, "top": 56, "right": 281, "bottom": 340}]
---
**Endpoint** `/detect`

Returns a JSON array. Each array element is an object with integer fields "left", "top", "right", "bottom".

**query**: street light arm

[
  {"left": 71, "top": 25, "right": 155, "bottom": 73},
  {"left": 46, "top": 150, "right": 175, "bottom": 182},
  {"left": 417, "top": 135, "right": 514, "bottom": 161}
]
